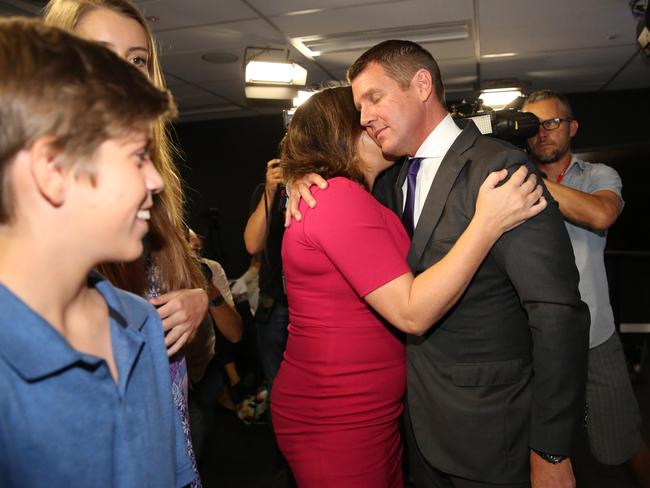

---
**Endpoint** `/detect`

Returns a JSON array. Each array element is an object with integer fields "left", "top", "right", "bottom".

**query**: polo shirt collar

[
  {"left": 569, "top": 154, "right": 587, "bottom": 172},
  {"left": 0, "top": 271, "right": 148, "bottom": 381}
]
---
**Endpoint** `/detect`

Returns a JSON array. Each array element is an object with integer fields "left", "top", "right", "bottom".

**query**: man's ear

[
  {"left": 412, "top": 68, "right": 433, "bottom": 102},
  {"left": 569, "top": 119, "right": 579, "bottom": 138},
  {"left": 28, "top": 136, "right": 69, "bottom": 207}
]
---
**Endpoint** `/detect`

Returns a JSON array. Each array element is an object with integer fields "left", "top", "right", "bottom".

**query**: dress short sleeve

[{"left": 301, "top": 177, "right": 410, "bottom": 297}]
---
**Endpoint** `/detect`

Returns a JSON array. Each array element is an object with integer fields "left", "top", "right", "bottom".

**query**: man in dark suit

[{"left": 348, "top": 41, "right": 589, "bottom": 487}]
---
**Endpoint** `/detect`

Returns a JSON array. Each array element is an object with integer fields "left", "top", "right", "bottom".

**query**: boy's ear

[{"left": 28, "top": 136, "right": 70, "bottom": 207}]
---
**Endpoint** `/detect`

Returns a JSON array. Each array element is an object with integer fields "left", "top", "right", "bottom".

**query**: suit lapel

[{"left": 407, "top": 122, "right": 482, "bottom": 269}]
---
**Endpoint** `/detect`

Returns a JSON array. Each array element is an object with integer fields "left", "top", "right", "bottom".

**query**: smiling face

[
  {"left": 524, "top": 97, "right": 577, "bottom": 165},
  {"left": 75, "top": 7, "right": 150, "bottom": 75},
  {"left": 70, "top": 130, "right": 163, "bottom": 262},
  {"left": 351, "top": 61, "right": 430, "bottom": 158}
]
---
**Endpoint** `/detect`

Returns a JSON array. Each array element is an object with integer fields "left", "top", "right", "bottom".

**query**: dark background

[{"left": 174, "top": 86, "right": 650, "bottom": 321}]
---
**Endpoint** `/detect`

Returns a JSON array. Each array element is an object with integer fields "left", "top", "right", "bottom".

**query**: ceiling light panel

[
  {"left": 293, "top": 21, "right": 470, "bottom": 56},
  {"left": 273, "top": 0, "right": 472, "bottom": 38},
  {"left": 247, "top": 0, "right": 409, "bottom": 18}
]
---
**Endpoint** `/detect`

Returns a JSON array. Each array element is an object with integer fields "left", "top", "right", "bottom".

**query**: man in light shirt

[{"left": 524, "top": 89, "right": 650, "bottom": 487}]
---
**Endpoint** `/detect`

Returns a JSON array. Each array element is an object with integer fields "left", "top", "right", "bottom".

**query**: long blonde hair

[{"left": 43, "top": 0, "right": 205, "bottom": 294}]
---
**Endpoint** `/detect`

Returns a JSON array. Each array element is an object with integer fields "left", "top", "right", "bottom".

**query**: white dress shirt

[{"left": 402, "top": 114, "right": 462, "bottom": 227}]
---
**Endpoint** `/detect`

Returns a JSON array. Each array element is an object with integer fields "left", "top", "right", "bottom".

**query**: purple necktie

[{"left": 402, "top": 157, "right": 423, "bottom": 237}]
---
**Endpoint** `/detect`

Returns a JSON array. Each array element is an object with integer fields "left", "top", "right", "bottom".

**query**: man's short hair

[
  {"left": 347, "top": 39, "right": 445, "bottom": 104},
  {"left": 525, "top": 89, "right": 574, "bottom": 120},
  {"left": 0, "top": 17, "right": 175, "bottom": 223}
]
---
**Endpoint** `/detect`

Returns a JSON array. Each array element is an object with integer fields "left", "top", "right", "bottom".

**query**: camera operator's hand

[{"left": 265, "top": 158, "right": 284, "bottom": 200}]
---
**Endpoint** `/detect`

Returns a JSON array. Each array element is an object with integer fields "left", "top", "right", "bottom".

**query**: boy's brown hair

[{"left": 0, "top": 17, "right": 175, "bottom": 223}]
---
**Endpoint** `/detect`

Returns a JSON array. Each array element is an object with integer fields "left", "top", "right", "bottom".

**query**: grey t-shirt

[{"left": 561, "top": 155, "right": 624, "bottom": 348}]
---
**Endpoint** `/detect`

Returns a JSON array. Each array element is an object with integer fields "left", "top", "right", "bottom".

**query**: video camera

[{"left": 450, "top": 98, "right": 540, "bottom": 148}]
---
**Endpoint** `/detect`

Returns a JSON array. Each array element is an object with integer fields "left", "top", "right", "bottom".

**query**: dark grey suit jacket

[{"left": 374, "top": 121, "right": 589, "bottom": 484}]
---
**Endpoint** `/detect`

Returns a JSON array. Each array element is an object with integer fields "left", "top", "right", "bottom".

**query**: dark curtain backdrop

[{"left": 174, "top": 113, "right": 285, "bottom": 280}]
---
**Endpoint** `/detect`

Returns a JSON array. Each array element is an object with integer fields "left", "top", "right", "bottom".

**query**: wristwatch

[
  {"left": 209, "top": 294, "right": 225, "bottom": 307},
  {"left": 532, "top": 449, "right": 567, "bottom": 464}
]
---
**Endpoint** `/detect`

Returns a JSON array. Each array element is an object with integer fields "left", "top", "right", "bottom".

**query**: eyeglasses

[{"left": 539, "top": 117, "right": 572, "bottom": 131}]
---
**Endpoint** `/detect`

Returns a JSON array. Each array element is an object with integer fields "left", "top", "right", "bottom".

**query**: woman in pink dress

[{"left": 271, "top": 87, "right": 545, "bottom": 487}]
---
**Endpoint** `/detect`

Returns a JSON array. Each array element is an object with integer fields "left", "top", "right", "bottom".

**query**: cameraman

[
  {"left": 244, "top": 158, "right": 293, "bottom": 486},
  {"left": 523, "top": 90, "right": 649, "bottom": 487}
]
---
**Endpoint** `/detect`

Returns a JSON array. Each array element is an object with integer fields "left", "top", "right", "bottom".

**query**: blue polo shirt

[
  {"left": 561, "top": 156, "right": 624, "bottom": 348},
  {"left": 0, "top": 272, "right": 195, "bottom": 488}
]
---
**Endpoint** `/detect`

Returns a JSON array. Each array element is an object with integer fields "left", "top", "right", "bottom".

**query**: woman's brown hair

[
  {"left": 44, "top": 0, "right": 205, "bottom": 295},
  {"left": 281, "top": 86, "right": 368, "bottom": 190}
]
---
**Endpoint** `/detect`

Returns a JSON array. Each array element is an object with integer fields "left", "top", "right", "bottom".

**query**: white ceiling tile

[
  {"left": 155, "top": 18, "right": 286, "bottom": 56},
  {"left": 478, "top": 0, "right": 639, "bottom": 55},
  {"left": 136, "top": 0, "right": 257, "bottom": 32},
  {"left": 162, "top": 51, "right": 242, "bottom": 83},
  {"left": 481, "top": 45, "right": 648, "bottom": 91}
]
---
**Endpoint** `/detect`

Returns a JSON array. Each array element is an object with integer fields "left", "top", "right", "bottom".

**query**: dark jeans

[
  {"left": 256, "top": 300, "right": 289, "bottom": 398},
  {"left": 255, "top": 300, "right": 295, "bottom": 487},
  {"left": 189, "top": 356, "right": 227, "bottom": 462}
]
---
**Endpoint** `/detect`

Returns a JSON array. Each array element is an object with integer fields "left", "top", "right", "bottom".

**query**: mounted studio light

[
  {"left": 292, "top": 90, "right": 315, "bottom": 107},
  {"left": 245, "top": 60, "right": 307, "bottom": 85},
  {"left": 479, "top": 88, "right": 523, "bottom": 110},
  {"left": 244, "top": 47, "right": 307, "bottom": 100}
]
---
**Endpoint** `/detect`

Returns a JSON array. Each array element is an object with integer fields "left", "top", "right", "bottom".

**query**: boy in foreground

[{"left": 0, "top": 18, "right": 195, "bottom": 487}]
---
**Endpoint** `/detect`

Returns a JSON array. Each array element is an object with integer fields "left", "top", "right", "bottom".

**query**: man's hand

[
  {"left": 150, "top": 288, "right": 209, "bottom": 357},
  {"left": 530, "top": 451, "right": 575, "bottom": 488},
  {"left": 474, "top": 165, "right": 546, "bottom": 236},
  {"left": 284, "top": 173, "right": 328, "bottom": 226}
]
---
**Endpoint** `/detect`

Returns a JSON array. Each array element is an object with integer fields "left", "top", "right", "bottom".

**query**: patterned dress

[{"left": 146, "top": 263, "right": 202, "bottom": 488}]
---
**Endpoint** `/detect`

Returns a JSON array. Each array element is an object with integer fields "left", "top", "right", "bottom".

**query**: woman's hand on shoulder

[
  {"left": 475, "top": 165, "right": 547, "bottom": 236},
  {"left": 149, "top": 288, "right": 209, "bottom": 357},
  {"left": 285, "top": 173, "right": 328, "bottom": 227}
]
